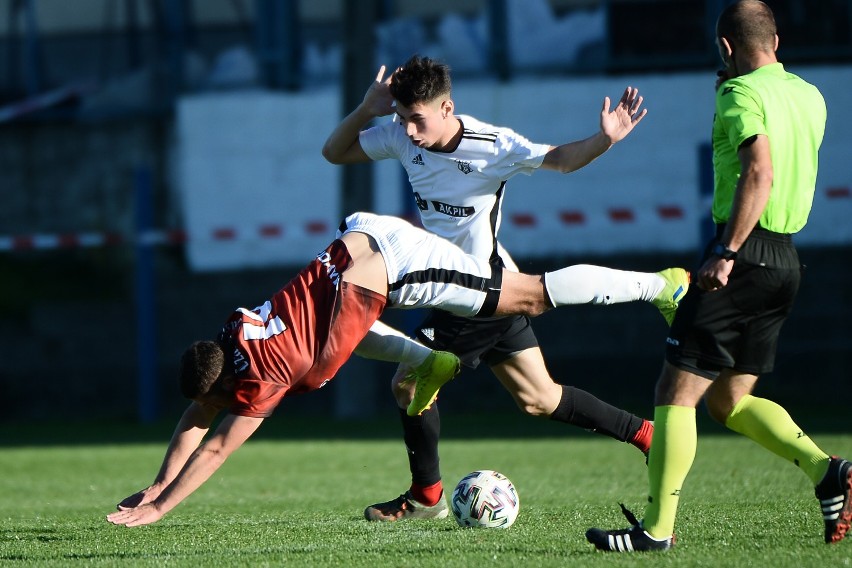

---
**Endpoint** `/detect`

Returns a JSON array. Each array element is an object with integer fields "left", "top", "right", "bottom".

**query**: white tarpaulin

[{"left": 177, "top": 66, "right": 852, "bottom": 271}]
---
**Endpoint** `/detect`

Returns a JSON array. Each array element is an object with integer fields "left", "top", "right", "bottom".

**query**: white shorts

[{"left": 337, "top": 212, "right": 501, "bottom": 317}]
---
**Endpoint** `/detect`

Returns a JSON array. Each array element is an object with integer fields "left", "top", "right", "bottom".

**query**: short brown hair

[
  {"left": 389, "top": 55, "right": 452, "bottom": 108},
  {"left": 717, "top": 0, "right": 777, "bottom": 54},
  {"left": 179, "top": 340, "right": 225, "bottom": 399}
]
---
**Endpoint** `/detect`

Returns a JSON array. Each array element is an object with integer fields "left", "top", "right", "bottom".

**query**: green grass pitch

[{"left": 2, "top": 414, "right": 850, "bottom": 567}]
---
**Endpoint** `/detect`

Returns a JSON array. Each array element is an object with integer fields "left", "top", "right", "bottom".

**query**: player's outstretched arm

[
  {"left": 107, "top": 413, "right": 263, "bottom": 527},
  {"left": 114, "top": 402, "right": 218, "bottom": 510},
  {"left": 540, "top": 86, "right": 647, "bottom": 174},
  {"left": 322, "top": 65, "right": 395, "bottom": 164}
]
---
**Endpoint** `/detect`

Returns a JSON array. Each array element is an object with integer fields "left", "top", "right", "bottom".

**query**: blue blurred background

[{"left": 0, "top": 0, "right": 849, "bottom": 426}]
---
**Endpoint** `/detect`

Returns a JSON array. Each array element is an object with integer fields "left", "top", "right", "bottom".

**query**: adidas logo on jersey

[
  {"left": 411, "top": 154, "right": 424, "bottom": 165},
  {"left": 420, "top": 328, "right": 435, "bottom": 342}
]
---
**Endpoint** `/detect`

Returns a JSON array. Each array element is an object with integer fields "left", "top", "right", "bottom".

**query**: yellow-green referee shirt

[{"left": 712, "top": 62, "right": 826, "bottom": 234}]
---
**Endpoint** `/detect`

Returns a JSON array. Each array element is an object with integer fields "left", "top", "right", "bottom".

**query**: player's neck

[
  {"left": 734, "top": 52, "right": 777, "bottom": 76},
  {"left": 432, "top": 117, "right": 463, "bottom": 153}
]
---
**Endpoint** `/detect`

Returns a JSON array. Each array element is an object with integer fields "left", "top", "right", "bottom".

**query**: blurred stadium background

[{"left": 0, "top": 0, "right": 849, "bottom": 425}]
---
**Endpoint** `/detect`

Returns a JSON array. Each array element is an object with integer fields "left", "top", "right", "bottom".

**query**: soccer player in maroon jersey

[{"left": 107, "top": 212, "right": 687, "bottom": 527}]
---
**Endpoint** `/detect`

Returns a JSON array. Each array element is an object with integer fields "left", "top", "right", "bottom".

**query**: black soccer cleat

[
  {"left": 364, "top": 490, "right": 449, "bottom": 522},
  {"left": 815, "top": 456, "right": 852, "bottom": 544},
  {"left": 585, "top": 504, "right": 674, "bottom": 553}
]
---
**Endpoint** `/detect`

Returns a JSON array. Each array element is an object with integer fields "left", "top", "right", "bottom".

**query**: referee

[{"left": 587, "top": 0, "right": 851, "bottom": 552}]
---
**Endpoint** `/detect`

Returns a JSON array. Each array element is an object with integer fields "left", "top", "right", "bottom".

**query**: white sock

[
  {"left": 354, "top": 320, "right": 431, "bottom": 367},
  {"left": 543, "top": 264, "right": 665, "bottom": 306}
]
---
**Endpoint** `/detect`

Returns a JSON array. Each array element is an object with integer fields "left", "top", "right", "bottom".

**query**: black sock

[
  {"left": 549, "top": 385, "right": 643, "bottom": 443},
  {"left": 399, "top": 404, "right": 441, "bottom": 487}
]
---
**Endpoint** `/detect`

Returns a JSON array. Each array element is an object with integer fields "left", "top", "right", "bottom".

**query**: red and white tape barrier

[
  {"left": 508, "top": 204, "right": 687, "bottom": 227},
  {"left": 1, "top": 187, "right": 848, "bottom": 252},
  {"left": 0, "top": 220, "right": 330, "bottom": 252}
]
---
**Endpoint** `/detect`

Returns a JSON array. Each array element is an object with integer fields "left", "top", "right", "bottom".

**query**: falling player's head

[
  {"left": 390, "top": 55, "right": 452, "bottom": 107},
  {"left": 179, "top": 340, "right": 228, "bottom": 401}
]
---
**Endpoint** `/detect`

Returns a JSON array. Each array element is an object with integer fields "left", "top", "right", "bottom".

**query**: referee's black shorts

[
  {"left": 665, "top": 226, "right": 801, "bottom": 379},
  {"left": 415, "top": 310, "right": 539, "bottom": 369}
]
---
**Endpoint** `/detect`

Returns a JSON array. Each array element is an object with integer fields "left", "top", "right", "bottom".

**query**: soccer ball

[{"left": 450, "top": 470, "right": 520, "bottom": 528}]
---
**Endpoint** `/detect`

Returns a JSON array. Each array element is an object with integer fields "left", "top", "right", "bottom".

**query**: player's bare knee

[
  {"left": 517, "top": 400, "right": 551, "bottom": 417},
  {"left": 704, "top": 394, "right": 735, "bottom": 425},
  {"left": 391, "top": 365, "right": 415, "bottom": 407},
  {"left": 504, "top": 298, "right": 550, "bottom": 318},
  {"left": 499, "top": 272, "right": 552, "bottom": 317},
  {"left": 706, "top": 405, "right": 728, "bottom": 425},
  {"left": 527, "top": 299, "right": 552, "bottom": 317},
  {"left": 525, "top": 300, "right": 553, "bottom": 317},
  {"left": 511, "top": 394, "right": 552, "bottom": 417},
  {"left": 392, "top": 386, "right": 413, "bottom": 408}
]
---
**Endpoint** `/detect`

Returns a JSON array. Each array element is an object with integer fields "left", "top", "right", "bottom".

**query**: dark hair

[
  {"left": 389, "top": 55, "right": 452, "bottom": 108},
  {"left": 179, "top": 340, "right": 225, "bottom": 399},
  {"left": 717, "top": 0, "right": 776, "bottom": 53}
]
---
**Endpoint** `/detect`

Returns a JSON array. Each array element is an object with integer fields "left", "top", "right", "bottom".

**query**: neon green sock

[
  {"left": 644, "top": 405, "right": 696, "bottom": 539},
  {"left": 725, "top": 394, "right": 830, "bottom": 485}
]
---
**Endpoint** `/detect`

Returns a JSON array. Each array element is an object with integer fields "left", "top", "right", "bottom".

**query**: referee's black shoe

[{"left": 815, "top": 456, "right": 852, "bottom": 543}]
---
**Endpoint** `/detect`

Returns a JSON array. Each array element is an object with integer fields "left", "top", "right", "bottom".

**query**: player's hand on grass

[
  {"left": 117, "top": 485, "right": 161, "bottom": 510},
  {"left": 361, "top": 65, "right": 395, "bottom": 118},
  {"left": 107, "top": 503, "right": 164, "bottom": 527},
  {"left": 600, "top": 86, "right": 647, "bottom": 144}
]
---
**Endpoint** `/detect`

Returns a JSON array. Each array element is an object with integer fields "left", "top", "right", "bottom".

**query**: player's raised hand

[
  {"left": 600, "top": 86, "right": 647, "bottom": 144},
  {"left": 361, "top": 65, "right": 396, "bottom": 118}
]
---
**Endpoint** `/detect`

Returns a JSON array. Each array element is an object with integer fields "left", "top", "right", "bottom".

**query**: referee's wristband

[{"left": 710, "top": 242, "right": 738, "bottom": 261}]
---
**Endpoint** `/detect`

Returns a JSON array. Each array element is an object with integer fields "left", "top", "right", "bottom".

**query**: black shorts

[
  {"left": 414, "top": 310, "right": 539, "bottom": 369},
  {"left": 666, "top": 227, "right": 801, "bottom": 379}
]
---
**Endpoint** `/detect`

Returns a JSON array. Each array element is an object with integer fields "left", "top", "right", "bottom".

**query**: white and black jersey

[{"left": 359, "top": 114, "right": 551, "bottom": 270}]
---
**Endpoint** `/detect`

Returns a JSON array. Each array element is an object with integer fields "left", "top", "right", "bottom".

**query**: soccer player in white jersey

[{"left": 323, "top": 55, "right": 689, "bottom": 521}]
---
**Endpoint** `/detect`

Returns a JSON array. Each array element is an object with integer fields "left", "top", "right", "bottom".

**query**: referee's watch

[{"left": 710, "top": 242, "right": 738, "bottom": 261}]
